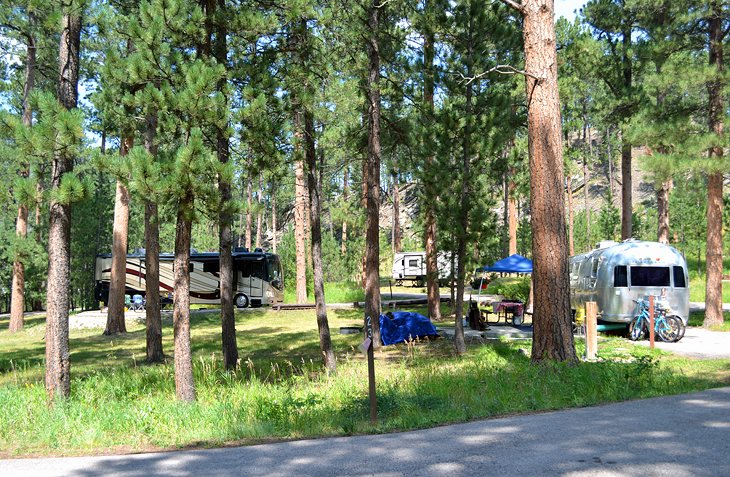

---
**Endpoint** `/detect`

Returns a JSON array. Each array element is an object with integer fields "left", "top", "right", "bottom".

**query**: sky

[{"left": 555, "top": 0, "right": 588, "bottom": 22}]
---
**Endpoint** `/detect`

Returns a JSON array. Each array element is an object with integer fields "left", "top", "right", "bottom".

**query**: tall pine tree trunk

[
  {"left": 505, "top": 0, "right": 576, "bottom": 363},
  {"left": 508, "top": 177, "right": 518, "bottom": 255},
  {"left": 173, "top": 199, "right": 196, "bottom": 402},
  {"left": 705, "top": 0, "right": 725, "bottom": 328},
  {"left": 294, "top": 112, "right": 308, "bottom": 304},
  {"left": 567, "top": 176, "right": 574, "bottom": 255},
  {"left": 391, "top": 171, "right": 402, "bottom": 254},
  {"left": 305, "top": 109, "right": 336, "bottom": 372},
  {"left": 144, "top": 105, "right": 163, "bottom": 363},
  {"left": 454, "top": 23, "right": 475, "bottom": 356},
  {"left": 9, "top": 26, "right": 35, "bottom": 332},
  {"left": 423, "top": 3, "right": 441, "bottom": 322},
  {"left": 583, "top": 124, "right": 591, "bottom": 248},
  {"left": 214, "top": 0, "right": 238, "bottom": 368},
  {"left": 46, "top": 9, "right": 81, "bottom": 402},
  {"left": 105, "top": 135, "right": 133, "bottom": 335},
  {"left": 255, "top": 176, "right": 263, "bottom": 249},
  {"left": 365, "top": 0, "right": 382, "bottom": 346},
  {"left": 245, "top": 175, "right": 252, "bottom": 250},
  {"left": 341, "top": 166, "right": 348, "bottom": 256},
  {"left": 271, "top": 188, "right": 277, "bottom": 254},
  {"left": 656, "top": 178, "right": 672, "bottom": 244}
]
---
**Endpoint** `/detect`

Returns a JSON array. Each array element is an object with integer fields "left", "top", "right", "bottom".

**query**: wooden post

[
  {"left": 649, "top": 295, "right": 655, "bottom": 349},
  {"left": 585, "top": 301, "right": 598, "bottom": 360}
]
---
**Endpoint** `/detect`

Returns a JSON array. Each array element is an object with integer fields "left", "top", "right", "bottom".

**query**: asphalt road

[{"left": 3, "top": 387, "right": 730, "bottom": 477}]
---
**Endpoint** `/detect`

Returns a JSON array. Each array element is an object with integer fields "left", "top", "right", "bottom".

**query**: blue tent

[{"left": 480, "top": 254, "right": 533, "bottom": 273}]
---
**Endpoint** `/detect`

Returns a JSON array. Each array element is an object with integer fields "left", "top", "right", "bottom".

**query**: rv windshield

[
  {"left": 630, "top": 266, "right": 670, "bottom": 287},
  {"left": 267, "top": 257, "right": 283, "bottom": 290}
]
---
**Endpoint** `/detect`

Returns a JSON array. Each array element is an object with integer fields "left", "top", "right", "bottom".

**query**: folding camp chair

[{"left": 130, "top": 294, "right": 145, "bottom": 312}]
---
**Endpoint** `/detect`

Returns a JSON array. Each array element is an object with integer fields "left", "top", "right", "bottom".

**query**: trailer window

[
  {"left": 591, "top": 259, "right": 599, "bottom": 278},
  {"left": 673, "top": 266, "right": 686, "bottom": 288},
  {"left": 408, "top": 259, "right": 419, "bottom": 268},
  {"left": 614, "top": 265, "right": 628, "bottom": 287},
  {"left": 630, "top": 266, "right": 670, "bottom": 287}
]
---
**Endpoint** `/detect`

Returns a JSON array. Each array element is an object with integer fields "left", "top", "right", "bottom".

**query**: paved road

[{"left": 3, "top": 387, "right": 730, "bottom": 477}]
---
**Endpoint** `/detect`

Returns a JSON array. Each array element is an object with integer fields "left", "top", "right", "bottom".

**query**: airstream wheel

[{"left": 235, "top": 294, "right": 249, "bottom": 309}]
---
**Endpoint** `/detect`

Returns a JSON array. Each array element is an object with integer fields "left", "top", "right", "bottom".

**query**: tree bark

[
  {"left": 423, "top": 1, "right": 441, "bottom": 322},
  {"left": 271, "top": 189, "right": 277, "bottom": 254},
  {"left": 508, "top": 177, "right": 518, "bottom": 256},
  {"left": 341, "top": 165, "right": 348, "bottom": 256},
  {"left": 255, "top": 175, "right": 263, "bottom": 249},
  {"left": 391, "top": 171, "right": 402, "bottom": 254},
  {"left": 46, "top": 9, "right": 81, "bottom": 402},
  {"left": 584, "top": 125, "right": 591, "bottom": 248},
  {"left": 656, "top": 177, "right": 672, "bottom": 244},
  {"left": 305, "top": 108, "right": 336, "bottom": 372},
  {"left": 213, "top": 0, "right": 238, "bottom": 368},
  {"left": 567, "top": 176, "right": 575, "bottom": 255},
  {"left": 704, "top": 0, "right": 725, "bottom": 328},
  {"left": 245, "top": 174, "right": 252, "bottom": 250},
  {"left": 9, "top": 25, "right": 35, "bottom": 332},
  {"left": 454, "top": 20, "right": 476, "bottom": 355},
  {"left": 105, "top": 136, "right": 133, "bottom": 335},
  {"left": 508, "top": 0, "right": 576, "bottom": 363},
  {"left": 365, "top": 0, "right": 382, "bottom": 346},
  {"left": 144, "top": 105, "right": 163, "bottom": 363},
  {"left": 294, "top": 112, "right": 308, "bottom": 304},
  {"left": 173, "top": 201, "right": 196, "bottom": 402}
]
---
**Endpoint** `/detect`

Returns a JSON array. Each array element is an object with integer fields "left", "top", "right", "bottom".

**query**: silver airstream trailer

[{"left": 569, "top": 239, "right": 689, "bottom": 324}]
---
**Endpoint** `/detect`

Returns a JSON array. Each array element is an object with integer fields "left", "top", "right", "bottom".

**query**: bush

[{"left": 486, "top": 276, "right": 531, "bottom": 302}]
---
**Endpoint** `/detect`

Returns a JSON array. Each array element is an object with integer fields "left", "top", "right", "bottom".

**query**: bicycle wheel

[
  {"left": 629, "top": 316, "right": 647, "bottom": 341},
  {"left": 666, "top": 315, "right": 686, "bottom": 342},
  {"left": 657, "top": 315, "right": 682, "bottom": 343}
]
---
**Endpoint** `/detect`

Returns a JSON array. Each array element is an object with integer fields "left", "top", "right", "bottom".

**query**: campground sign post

[{"left": 361, "top": 315, "right": 377, "bottom": 424}]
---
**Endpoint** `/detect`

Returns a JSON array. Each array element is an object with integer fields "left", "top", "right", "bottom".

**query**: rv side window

[
  {"left": 203, "top": 262, "right": 219, "bottom": 274},
  {"left": 630, "top": 266, "right": 670, "bottom": 287},
  {"left": 673, "top": 266, "right": 686, "bottom": 288},
  {"left": 408, "top": 259, "right": 419, "bottom": 268},
  {"left": 614, "top": 266, "right": 628, "bottom": 287}
]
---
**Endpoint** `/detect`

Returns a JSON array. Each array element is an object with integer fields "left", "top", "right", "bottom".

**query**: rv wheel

[{"left": 235, "top": 294, "right": 249, "bottom": 309}]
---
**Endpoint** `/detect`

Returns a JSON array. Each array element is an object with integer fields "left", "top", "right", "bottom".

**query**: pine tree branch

[
  {"left": 498, "top": 0, "right": 525, "bottom": 14},
  {"left": 458, "top": 64, "right": 542, "bottom": 85}
]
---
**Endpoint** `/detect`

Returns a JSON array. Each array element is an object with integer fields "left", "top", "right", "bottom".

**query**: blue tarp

[
  {"left": 479, "top": 254, "right": 533, "bottom": 273},
  {"left": 379, "top": 311, "right": 438, "bottom": 346}
]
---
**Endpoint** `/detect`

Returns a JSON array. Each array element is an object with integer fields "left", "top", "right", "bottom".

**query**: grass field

[{"left": 1, "top": 290, "right": 729, "bottom": 458}]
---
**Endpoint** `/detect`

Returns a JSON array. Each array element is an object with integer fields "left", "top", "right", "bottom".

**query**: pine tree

[
  {"left": 5, "top": 3, "right": 36, "bottom": 332},
  {"left": 46, "top": 3, "right": 83, "bottom": 401},
  {"left": 502, "top": 0, "right": 577, "bottom": 363},
  {"left": 703, "top": 0, "right": 726, "bottom": 328}
]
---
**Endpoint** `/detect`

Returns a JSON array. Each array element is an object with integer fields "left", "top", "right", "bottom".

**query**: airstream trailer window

[
  {"left": 629, "top": 266, "right": 670, "bottom": 287},
  {"left": 673, "top": 266, "right": 686, "bottom": 288},
  {"left": 591, "top": 259, "right": 599, "bottom": 278},
  {"left": 614, "top": 265, "right": 628, "bottom": 287}
]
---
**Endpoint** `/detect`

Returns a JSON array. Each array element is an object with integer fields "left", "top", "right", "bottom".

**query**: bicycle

[{"left": 628, "top": 297, "right": 685, "bottom": 343}]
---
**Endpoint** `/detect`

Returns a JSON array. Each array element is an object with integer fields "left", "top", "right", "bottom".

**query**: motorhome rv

[
  {"left": 95, "top": 250, "right": 283, "bottom": 308},
  {"left": 569, "top": 239, "right": 689, "bottom": 324}
]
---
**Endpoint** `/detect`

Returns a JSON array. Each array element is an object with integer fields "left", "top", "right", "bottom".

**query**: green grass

[
  {"left": 687, "top": 310, "right": 730, "bottom": 331},
  {"left": 283, "top": 280, "right": 430, "bottom": 304},
  {"left": 0, "top": 297, "right": 728, "bottom": 458}
]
